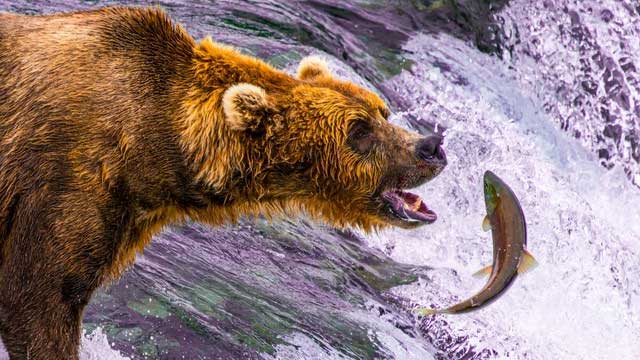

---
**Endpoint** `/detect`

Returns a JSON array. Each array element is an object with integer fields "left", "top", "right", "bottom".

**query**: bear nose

[{"left": 416, "top": 135, "right": 446, "bottom": 163}]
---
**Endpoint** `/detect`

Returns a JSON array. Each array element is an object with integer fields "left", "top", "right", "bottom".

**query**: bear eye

[
  {"left": 348, "top": 120, "right": 375, "bottom": 154},
  {"left": 349, "top": 120, "right": 372, "bottom": 140}
]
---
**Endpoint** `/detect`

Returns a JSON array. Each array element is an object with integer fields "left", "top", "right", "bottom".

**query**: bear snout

[{"left": 415, "top": 135, "right": 446, "bottom": 165}]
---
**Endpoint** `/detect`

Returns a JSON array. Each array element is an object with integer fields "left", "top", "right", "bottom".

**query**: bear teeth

[
  {"left": 412, "top": 196, "right": 423, "bottom": 211},
  {"left": 382, "top": 189, "right": 436, "bottom": 224}
]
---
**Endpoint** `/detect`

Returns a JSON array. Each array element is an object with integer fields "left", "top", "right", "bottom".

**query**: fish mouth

[{"left": 381, "top": 189, "right": 437, "bottom": 226}]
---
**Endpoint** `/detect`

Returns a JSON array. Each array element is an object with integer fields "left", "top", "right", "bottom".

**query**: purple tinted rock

[
  {"left": 598, "top": 148, "right": 611, "bottom": 160},
  {"left": 600, "top": 9, "right": 614, "bottom": 22},
  {"left": 568, "top": 10, "right": 581, "bottom": 25},
  {"left": 600, "top": 107, "right": 613, "bottom": 123},
  {"left": 627, "top": 132, "right": 640, "bottom": 162},
  {"left": 620, "top": 57, "right": 636, "bottom": 73},
  {"left": 581, "top": 80, "right": 598, "bottom": 96},
  {"left": 603, "top": 124, "right": 623, "bottom": 144}
]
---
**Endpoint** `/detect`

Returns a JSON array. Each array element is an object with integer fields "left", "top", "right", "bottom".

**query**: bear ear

[
  {"left": 223, "top": 83, "right": 272, "bottom": 132},
  {"left": 297, "top": 55, "right": 332, "bottom": 81}
]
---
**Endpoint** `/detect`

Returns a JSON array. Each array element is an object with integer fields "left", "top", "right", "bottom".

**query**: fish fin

[
  {"left": 416, "top": 308, "right": 439, "bottom": 316},
  {"left": 517, "top": 249, "right": 538, "bottom": 275},
  {"left": 472, "top": 265, "right": 493, "bottom": 278},
  {"left": 482, "top": 215, "right": 492, "bottom": 232}
]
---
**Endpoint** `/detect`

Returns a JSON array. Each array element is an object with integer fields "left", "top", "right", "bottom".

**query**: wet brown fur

[{"left": 0, "top": 7, "right": 445, "bottom": 359}]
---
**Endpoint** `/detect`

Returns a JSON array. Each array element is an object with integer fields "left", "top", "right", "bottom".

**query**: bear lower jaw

[{"left": 380, "top": 189, "right": 437, "bottom": 225}]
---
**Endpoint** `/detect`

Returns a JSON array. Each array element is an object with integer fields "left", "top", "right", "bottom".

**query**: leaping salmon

[{"left": 418, "top": 170, "right": 537, "bottom": 315}]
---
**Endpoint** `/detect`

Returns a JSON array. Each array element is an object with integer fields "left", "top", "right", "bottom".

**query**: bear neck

[{"left": 173, "top": 38, "right": 297, "bottom": 200}]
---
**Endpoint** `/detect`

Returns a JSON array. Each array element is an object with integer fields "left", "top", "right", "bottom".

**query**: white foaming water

[
  {"left": 270, "top": 333, "right": 349, "bottom": 360},
  {"left": 366, "top": 32, "right": 640, "bottom": 359},
  {"left": 79, "top": 329, "right": 130, "bottom": 360},
  {"left": 269, "top": 306, "right": 436, "bottom": 360},
  {"left": 0, "top": 328, "right": 129, "bottom": 360}
]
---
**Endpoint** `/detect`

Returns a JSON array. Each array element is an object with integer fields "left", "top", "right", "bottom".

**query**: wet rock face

[
  {"left": 422, "top": 0, "right": 512, "bottom": 57},
  {"left": 81, "top": 221, "right": 430, "bottom": 359},
  {"left": 500, "top": 0, "right": 640, "bottom": 186},
  {"left": 197, "top": 0, "right": 514, "bottom": 89}
]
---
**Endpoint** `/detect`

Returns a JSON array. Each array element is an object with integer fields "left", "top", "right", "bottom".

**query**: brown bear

[{"left": 0, "top": 6, "right": 446, "bottom": 359}]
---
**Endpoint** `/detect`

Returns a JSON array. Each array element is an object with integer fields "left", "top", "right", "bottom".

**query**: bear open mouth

[{"left": 381, "top": 190, "right": 437, "bottom": 224}]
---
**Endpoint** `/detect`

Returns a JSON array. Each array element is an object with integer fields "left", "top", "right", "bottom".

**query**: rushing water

[{"left": 1, "top": 1, "right": 639, "bottom": 359}]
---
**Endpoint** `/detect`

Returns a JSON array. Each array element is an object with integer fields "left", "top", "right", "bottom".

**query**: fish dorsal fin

[
  {"left": 472, "top": 265, "right": 493, "bottom": 278},
  {"left": 517, "top": 249, "right": 538, "bottom": 275},
  {"left": 482, "top": 215, "right": 492, "bottom": 232}
]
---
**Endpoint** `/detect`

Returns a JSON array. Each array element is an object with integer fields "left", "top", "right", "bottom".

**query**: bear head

[{"left": 186, "top": 49, "right": 446, "bottom": 231}]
